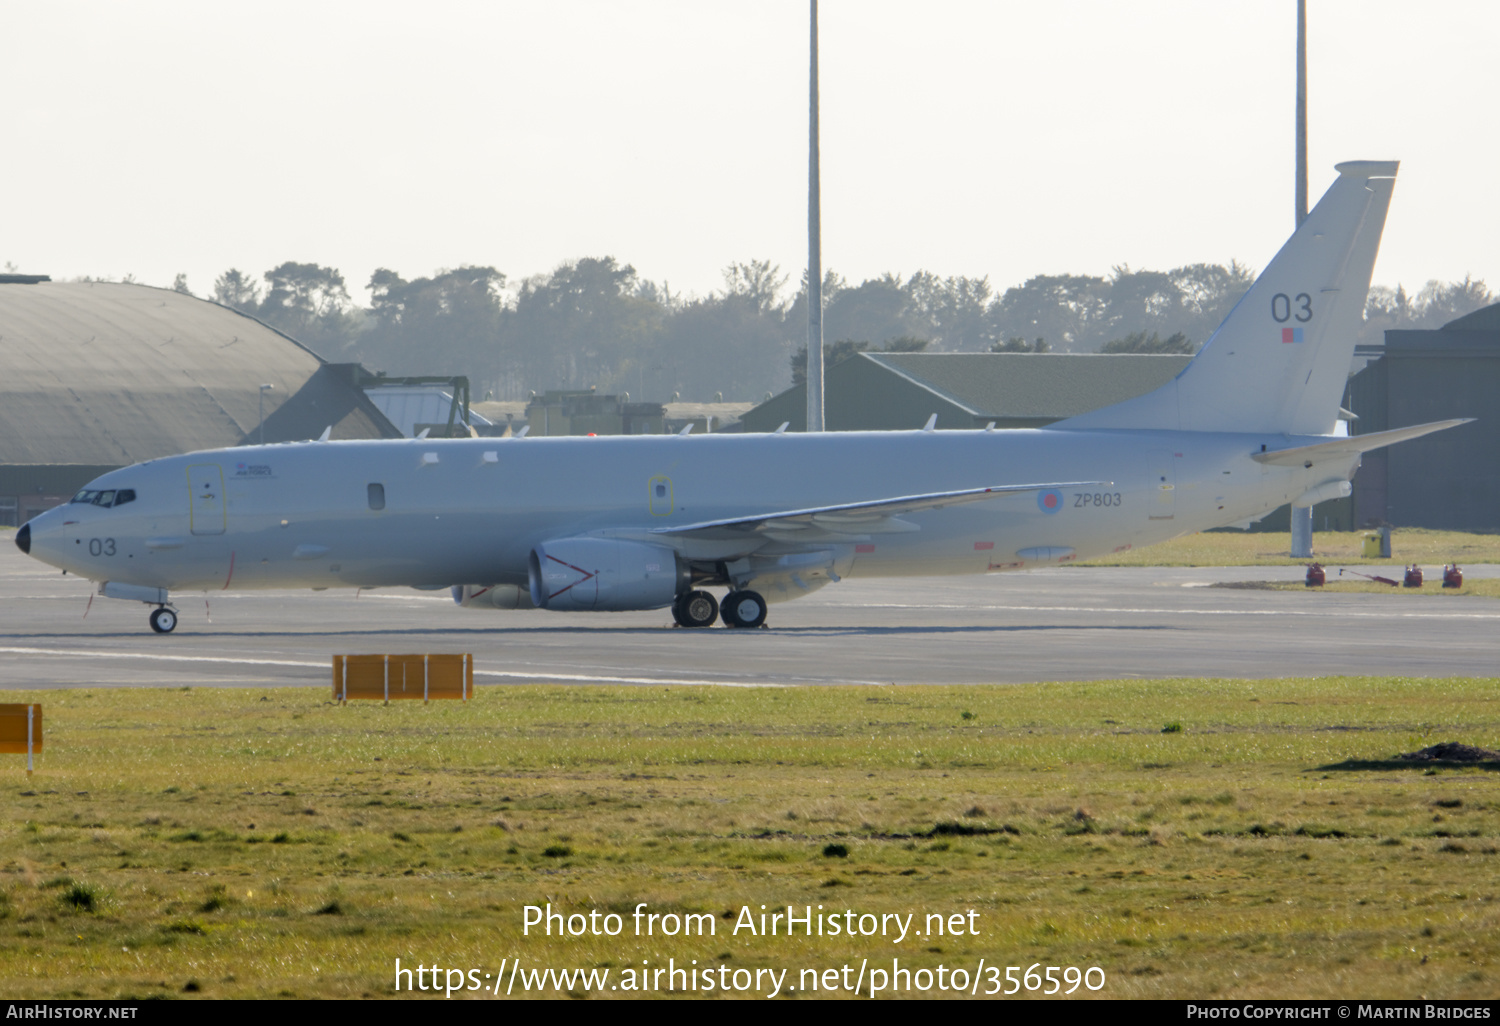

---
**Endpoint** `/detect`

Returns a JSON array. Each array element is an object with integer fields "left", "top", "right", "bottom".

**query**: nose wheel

[
  {"left": 149, "top": 607, "right": 178, "bottom": 634},
  {"left": 720, "top": 590, "right": 767, "bottom": 629},
  {"left": 672, "top": 590, "right": 719, "bottom": 628}
]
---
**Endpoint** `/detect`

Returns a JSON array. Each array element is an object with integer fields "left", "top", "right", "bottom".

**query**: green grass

[
  {"left": 1079, "top": 528, "right": 1500, "bottom": 567},
  {"left": 1, "top": 680, "right": 1498, "bottom": 1000}
]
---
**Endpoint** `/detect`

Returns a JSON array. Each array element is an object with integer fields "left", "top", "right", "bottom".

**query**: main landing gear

[
  {"left": 719, "top": 590, "right": 768, "bottom": 629},
  {"left": 149, "top": 606, "right": 178, "bottom": 634},
  {"left": 672, "top": 590, "right": 719, "bottom": 628},
  {"left": 670, "top": 589, "right": 769, "bottom": 628}
]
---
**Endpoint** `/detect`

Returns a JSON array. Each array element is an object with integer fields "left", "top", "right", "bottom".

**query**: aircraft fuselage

[{"left": 21, "top": 427, "right": 1342, "bottom": 600}]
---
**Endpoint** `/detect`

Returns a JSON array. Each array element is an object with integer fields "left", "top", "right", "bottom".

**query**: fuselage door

[
  {"left": 1148, "top": 452, "right": 1176, "bottom": 520},
  {"left": 648, "top": 475, "right": 674, "bottom": 516},
  {"left": 188, "top": 464, "right": 227, "bottom": 535}
]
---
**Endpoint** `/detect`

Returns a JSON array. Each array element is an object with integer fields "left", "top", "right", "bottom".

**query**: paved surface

[{"left": 1, "top": 544, "right": 1497, "bottom": 689}]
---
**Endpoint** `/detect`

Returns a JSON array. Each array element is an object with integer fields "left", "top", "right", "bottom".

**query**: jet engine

[
  {"left": 528, "top": 537, "right": 687, "bottom": 611},
  {"left": 451, "top": 584, "right": 536, "bottom": 610}
]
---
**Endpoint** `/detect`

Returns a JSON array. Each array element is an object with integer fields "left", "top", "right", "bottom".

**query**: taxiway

[{"left": 2, "top": 544, "right": 1496, "bottom": 689}]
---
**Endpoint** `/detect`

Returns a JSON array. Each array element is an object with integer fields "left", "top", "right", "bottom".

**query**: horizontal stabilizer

[
  {"left": 1251, "top": 419, "right": 1472, "bottom": 467},
  {"left": 652, "top": 481, "right": 1110, "bottom": 536}
]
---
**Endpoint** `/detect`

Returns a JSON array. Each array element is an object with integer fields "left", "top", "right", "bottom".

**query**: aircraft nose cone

[{"left": 15, "top": 522, "right": 30, "bottom": 555}]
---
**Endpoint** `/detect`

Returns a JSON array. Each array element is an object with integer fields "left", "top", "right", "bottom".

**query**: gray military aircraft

[{"left": 16, "top": 161, "right": 1467, "bottom": 633}]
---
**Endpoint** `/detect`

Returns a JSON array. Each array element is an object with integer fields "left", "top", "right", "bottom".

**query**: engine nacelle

[
  {"left": 528, "top": 537, "right": 686, "bottom": 611},
  {"left": 451, "top": 584, "right": 536, "bottom": 610}
]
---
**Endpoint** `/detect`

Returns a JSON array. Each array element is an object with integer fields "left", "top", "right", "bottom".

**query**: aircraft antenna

[{"left": 806, "top": 0, "right": 825, "bottom": 432}]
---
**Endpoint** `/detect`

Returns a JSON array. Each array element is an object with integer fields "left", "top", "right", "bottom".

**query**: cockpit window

[{"left": 69, "top": 488, "right": 136, "bottom": 508}]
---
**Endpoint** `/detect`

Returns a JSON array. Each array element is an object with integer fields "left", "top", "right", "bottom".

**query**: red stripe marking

[
  {"left": 222, "top": 550, "right": 236, "bottom": 590},
  {"left": 545, "top": 554, "right": 596, "bottom": 601},
  {"left": 974, "top": 541, "right": 994, "bottom": 551},
  {"left": 855, "top": 544, "right": 875, "bottom": 553}
]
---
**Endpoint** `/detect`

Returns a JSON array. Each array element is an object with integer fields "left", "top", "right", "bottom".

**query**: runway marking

[
  {"left": 0, "top": 646, "right": 797, "bottom": 687},
  {"left": 826, "top": 603, "right": 1500, "bottom": 620},
  {"left": 0, "top": 646, "right": 318, "bottom": 669}
]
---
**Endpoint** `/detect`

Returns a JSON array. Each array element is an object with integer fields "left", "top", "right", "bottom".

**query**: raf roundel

[{"left": 1038, "top": 489, "right": 1063, "bottom": 515}]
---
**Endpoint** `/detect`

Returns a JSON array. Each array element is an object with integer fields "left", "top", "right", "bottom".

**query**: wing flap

[
  {"left": 1251, "top": 419, "right": 1472, "bottom": 467},
  {"left": 650, "top": 481, "right": 1109, "bottom": 536}
]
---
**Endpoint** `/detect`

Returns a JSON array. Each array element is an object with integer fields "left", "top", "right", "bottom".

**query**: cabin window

[
  {"left": 368, "top": 483, "right": 386, "bottom": 511},
  {"left": 655, "top": 483, "right": 667, "bottom": 498}
]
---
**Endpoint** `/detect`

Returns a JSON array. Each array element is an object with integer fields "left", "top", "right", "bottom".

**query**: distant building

[
  {"left": 523, "top": 390, "right": 668, "bottom": 436},
  {"left": 1345, "top": 304, "right": 1500, "bottom": 531},
  {"left": 363, "top": 379, "right": 492, "bottom": 438},
  {"left": 0, "top": 279, "right": 400, "bottom": 526},
  {"left": 469, "top": 396, "right": 754, "bottom": 437},
  {"left": 740, "top": 352, "right": 1193, "bottom": 433}
]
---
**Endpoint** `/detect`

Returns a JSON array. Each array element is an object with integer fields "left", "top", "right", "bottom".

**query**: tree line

[{"left": 168, "top": 259, "right": 1495, "bottom": 403}]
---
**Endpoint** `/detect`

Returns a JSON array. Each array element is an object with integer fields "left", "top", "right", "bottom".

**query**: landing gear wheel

[
  {"left": 672, "top": 590, "right": 719, "bottom": 628},
  {"left": 721, "top": 590, "right": 767, "bottom": 629},
  {"left": 149, "top": 607, "right": 178, "bottom": 634}
]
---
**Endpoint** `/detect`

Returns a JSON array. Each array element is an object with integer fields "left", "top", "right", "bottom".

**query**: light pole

[
  {"left": 1290, "top": 0, "right": 1314, "bottom": 558},
  {"left": 258, "top": 384, "right": 273, "bottom": 446},
  {"left": 806, "top": 0, "right": 824, "bottom": 433}
]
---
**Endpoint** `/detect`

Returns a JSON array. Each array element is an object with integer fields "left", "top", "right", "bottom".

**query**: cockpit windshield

[{"left": 70, "top": 488, "right": 136, "bottom": 508}]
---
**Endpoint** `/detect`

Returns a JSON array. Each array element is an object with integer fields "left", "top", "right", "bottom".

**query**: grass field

[
  {"left": 1078, "top": 528, "right": 1500, "bottom": 567},
  {"left": 1, "top": 680, "right": 1497, "bottom": 1001}
]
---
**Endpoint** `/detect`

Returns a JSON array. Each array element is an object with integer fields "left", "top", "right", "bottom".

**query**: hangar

[
  {"left": 739, "top": 351, "right": 1193, "bottom": 433},
  {"left": 0, "top": 277, "right": 400, "bottom": 526},
  {"left": 1346, "top": 303, "right": 1500, "bottom": 531}
]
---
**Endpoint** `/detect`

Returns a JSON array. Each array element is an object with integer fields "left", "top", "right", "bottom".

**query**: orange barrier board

[
  {"left": 0, "top": 704, "right": 42, "bottom": 773},
  {"left": 332, "top": 655, "right": 473, "bottom": 703}
]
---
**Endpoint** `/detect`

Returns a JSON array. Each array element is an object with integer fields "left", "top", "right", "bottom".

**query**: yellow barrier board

[
  {"left": 0, "top": 704, "right": 42, "bottom": 773},
  {"left": 0, "top": 704, "right": 42, "bottom": 753},
  {"left": 332, "top": 655, "right": 473, "bottom": 703}
]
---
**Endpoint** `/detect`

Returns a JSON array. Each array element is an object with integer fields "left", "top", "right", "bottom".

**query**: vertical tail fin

[{"left": 1058, "top": 161, "right": 1397, "bottom": 435}]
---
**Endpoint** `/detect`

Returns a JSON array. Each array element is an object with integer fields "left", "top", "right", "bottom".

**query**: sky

[{"left": 2, "top": 0, "right": 1496, "bottom": 306}]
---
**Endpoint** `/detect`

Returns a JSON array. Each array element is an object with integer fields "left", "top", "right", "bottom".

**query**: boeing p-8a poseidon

[{"left": 16, "top": 162, "right": 1468, "bottom": 633}]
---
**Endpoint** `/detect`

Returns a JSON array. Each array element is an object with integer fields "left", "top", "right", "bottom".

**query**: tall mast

[
  {"left": 1295, "top": 0, "right": 1308, "bottom": 227},
  {"left": 1290, "top": 0, "right": 1314, "bottom": 560},
  {"left": 806, "top": 0, "right": 825, "bottom": 432}
]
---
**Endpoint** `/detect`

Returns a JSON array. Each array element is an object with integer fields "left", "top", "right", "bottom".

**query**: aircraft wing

[
  {"left": 650, "top": 481, "right": 1110, "bottom": 537},
  {"left": 1251, "top": 419, "right": 1473, "bottom": 468}
]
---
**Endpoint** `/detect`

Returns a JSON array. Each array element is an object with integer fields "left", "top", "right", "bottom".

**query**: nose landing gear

[{"left": 149, "top": 607, "right": 178, "bottom": 634}]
